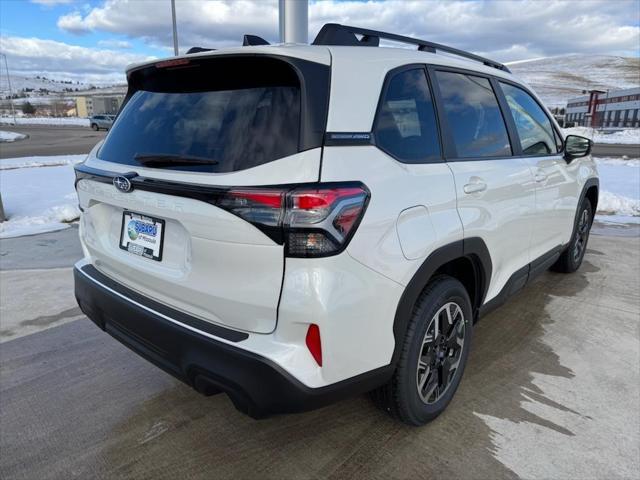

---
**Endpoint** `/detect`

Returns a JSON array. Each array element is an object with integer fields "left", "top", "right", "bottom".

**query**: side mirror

[{"left": 564, "top": 135, "right": 592, "bottom": 162}]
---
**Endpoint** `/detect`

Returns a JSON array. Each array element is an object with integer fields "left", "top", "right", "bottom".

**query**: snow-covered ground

[
  {"left": 0, "top": 154, "right": 86, "bottom": 170},
  {"left": 0, "top": 117, "right": 90, "bottom": 127},
  {"left": 595, "top": 157, "right": 640, "bottom": 223},
  {"left": 0, "top": 156, "right": 84, "bottom": 238},
  {"left": 0, "top": 130, "right": 27, "bottom": 143},
  {"left": 0, "top": 154, "right": 638, "bottom": 238},
  {"left": 564, "top": 127, "right": 640, "bottom": 145}
]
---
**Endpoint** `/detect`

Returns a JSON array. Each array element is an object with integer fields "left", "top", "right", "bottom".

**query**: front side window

[
  {"left": 500, "top": 83, "right": 558, "bottom": 155},
  {"left": 374, "top": 68, "right": 441, "bottom": 163},
  {"left": 435, "top": 71, "right": 511, "bottom": 158}
]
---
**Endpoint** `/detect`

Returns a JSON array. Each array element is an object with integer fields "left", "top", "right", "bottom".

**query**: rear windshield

[{"left": 98, "top": 56, "right": 304, "bottom": 173}]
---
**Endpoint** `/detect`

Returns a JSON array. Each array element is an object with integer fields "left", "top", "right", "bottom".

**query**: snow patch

[
  {"left": 0, "top": 162, "right": 80, "bottom": 238},
  {"left": 595, "top": 157, "right": 640, "bottom": 223},
  {"left": 0, "top": 154, "right": 86, "bottom": 170},
  {"left": 0, "top": 117, "right": 90, "bottom": 127},
  {"left": 597, "top": 191, "right": 640, "bottom": 217},
  {"left": 563, "top": 127, "right": 640, "bottom": 145},
  {"left": 594, "top": 156, "right": 640, "bottom": 167},
  {"left": 0, "top": 130, "right": 27, "bottom": 143}
]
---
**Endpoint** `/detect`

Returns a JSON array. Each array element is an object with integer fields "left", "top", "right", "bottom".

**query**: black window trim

[
  {"left": 496, "top": 78, "right": 565, "bottom": 158},
  {"left": 370, "top": 63, "right": 445, "bottom": 165},
  {"left": 427, "top": 64, "right": 518, "bottom": 162}
]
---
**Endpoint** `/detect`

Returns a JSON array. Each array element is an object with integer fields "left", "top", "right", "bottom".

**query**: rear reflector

[
  {"left": 215, "top": 183, "right": 369, "bottom": 258},
  {"left": 305, "top": 324, "right": 322, "bottom": 366}
]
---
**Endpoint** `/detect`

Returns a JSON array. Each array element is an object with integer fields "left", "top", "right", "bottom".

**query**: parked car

[
  {"left": 89, "top": 114, "right": 114, "bottom": 131},
  {"left": 73, "top": 24, "right": 597, "bottom": 426}
]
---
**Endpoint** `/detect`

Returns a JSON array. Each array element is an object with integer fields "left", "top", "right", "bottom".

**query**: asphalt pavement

[
  {"left": 0, "top": 227, "right": 638, "bottom": 479},
  {"left": 0, "top": 124, "right": 106, "bottom": 158},
  {"left": 592, "top": 143, "right": 640, "bottom": 157}
]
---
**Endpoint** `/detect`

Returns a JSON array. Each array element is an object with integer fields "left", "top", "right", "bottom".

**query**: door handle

[
  {"left": 535, "top": 173, "right": 548, "bottom": 183},
  {"left": 463, "top": 181, "right": 487, "bottom": 194}
]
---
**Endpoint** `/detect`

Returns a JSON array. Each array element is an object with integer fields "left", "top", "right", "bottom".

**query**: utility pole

[
  {"left": 0, "top": 53, "right": 14, "bottom": 223},
  {"left": 279, "top": 0, "right": 308, "bottom": 43},
  {"left": 171, "top": 0, "right": 179, "bottom": 55},
  {"left": 1, "top": 53, "right": 17, "bottom": 125}
]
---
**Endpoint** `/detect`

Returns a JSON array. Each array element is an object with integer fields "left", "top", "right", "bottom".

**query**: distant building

[
  {"left": 565, "top": 87, "right": 640, "bottom": 128},
  {"left": 76, "top": 94, "right": 124, "bottom": 117}
]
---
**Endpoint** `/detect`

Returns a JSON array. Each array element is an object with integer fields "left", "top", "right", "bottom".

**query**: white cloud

[
  {"left": 97, "top": 39, "right": 132, "bottom": 49},
  {"left": 54, "top": 0, "right": 639, "bottom": 60},
  {"left": 3, "top": 0, "right": 638, "bottom": 85},
  {"left": 56, "top": 12, "right": 88, "bottom": 34},
  {"left": 0, "top": 36, "right": 153, "bottom": 84}
]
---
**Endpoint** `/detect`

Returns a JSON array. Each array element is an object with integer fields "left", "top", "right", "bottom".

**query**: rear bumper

[{"left": 74, "top": 263, "right": 391, "bottom": 418}]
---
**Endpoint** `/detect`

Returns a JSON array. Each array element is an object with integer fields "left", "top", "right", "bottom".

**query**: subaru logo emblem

[{"left": 113, "top": 176, "right": 132, "bottom": 193}]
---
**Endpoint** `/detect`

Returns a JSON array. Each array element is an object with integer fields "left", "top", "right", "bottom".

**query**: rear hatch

[{"left": 76, "top": 51, "right": 331, "bottom": 334}]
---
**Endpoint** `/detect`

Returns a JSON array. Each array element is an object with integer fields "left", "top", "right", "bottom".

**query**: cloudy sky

[{"left": 1, "top": 0, "right": 638, "bottom": 84}]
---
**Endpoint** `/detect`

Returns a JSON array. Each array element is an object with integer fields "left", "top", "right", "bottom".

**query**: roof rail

[
  {"left": 243, "top": 34, "right": 270, "bottom": 46},
  {"left": 312, "top": 23, "right": 510, "bottom": 73}
]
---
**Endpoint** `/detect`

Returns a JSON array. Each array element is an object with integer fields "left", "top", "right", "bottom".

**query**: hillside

[
  {"left": 507, "top": 55, "right": 640, "bottom": 107},
  {"left": 0, "top": 74, "right": 126, "bottom": 99},
  {"left": 0, "top": 74, "right": 92, "bottom": 96}
]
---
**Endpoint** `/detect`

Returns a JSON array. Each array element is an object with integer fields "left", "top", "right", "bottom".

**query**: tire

[
  {"left": 551, "top": 198, "right": 593, "bottom": 273},
  {"left": 91, "top": 123, "right": 99, "bottom": 131},
  {"left": 371, "top": 275, "right": 473, "bottom": 426}
]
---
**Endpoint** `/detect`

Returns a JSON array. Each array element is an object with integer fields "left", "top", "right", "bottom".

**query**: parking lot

[
  {"left": 0, "top": 125, "right": 106, "bottom": 159},
  {"left": 1, "top": 227, "right": 638, "bottom": 479}
]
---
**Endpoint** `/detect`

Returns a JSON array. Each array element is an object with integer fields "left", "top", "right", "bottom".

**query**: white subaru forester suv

[{"left": 74, "top": 24, "right": 598, "bottom": 426}]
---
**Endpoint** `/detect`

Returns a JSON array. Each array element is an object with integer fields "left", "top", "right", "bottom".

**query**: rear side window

[
  {"left": 98, "top": 57, "right": 309, "bottom": 173},
  {"left": 374, "top": 68, "right": 441, "bottom": 163},
  {"left": 435, "top": 71, "right": 511, "bottom": 158},
  {"left": 500, "top": 82, "right": 558, "bottom": 155}
]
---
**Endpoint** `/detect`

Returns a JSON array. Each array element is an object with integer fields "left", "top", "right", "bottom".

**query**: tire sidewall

[
  {"left": 399, "top": 279, "right": 473, "bottom": 424},
  {"left": 569, "top": 199, "right": 593, "bottom": 270}
]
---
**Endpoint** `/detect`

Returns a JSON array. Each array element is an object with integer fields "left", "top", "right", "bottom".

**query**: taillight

[
  {"left": 285, "top": 186, "right": 368, "bottom": 257},
  {"left": 216, "top": 183, "right": 369, "bottom": 257},
  {"left": 217, "top": 189, "right": 285, "bottom": 226}
]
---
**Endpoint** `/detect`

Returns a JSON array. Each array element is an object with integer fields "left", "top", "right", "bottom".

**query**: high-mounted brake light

[
  {"left": 155, "top": 58, "right": 191, "bottom": 68},
  {"left": 215, "top": 183, "right": 369, "bottom": 258}
]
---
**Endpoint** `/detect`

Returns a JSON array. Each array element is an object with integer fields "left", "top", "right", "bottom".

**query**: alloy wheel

[{"left": 416, "top": 302, "right": 466, "bottom": 404}]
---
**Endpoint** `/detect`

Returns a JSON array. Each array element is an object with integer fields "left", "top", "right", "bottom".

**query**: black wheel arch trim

[
  {"left": 391, "top": 237, "right": 491, "bottom": 366},
  {"left": 569, "top": 177, "right": 599, "bottom": 248},
  {"left": 578, "top": 177, "right": 599, "bottom": 217}
]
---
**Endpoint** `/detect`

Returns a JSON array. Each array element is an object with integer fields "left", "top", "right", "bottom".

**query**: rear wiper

[{"left": 134, "top": 153, "right": 219, "bottom": 167}]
